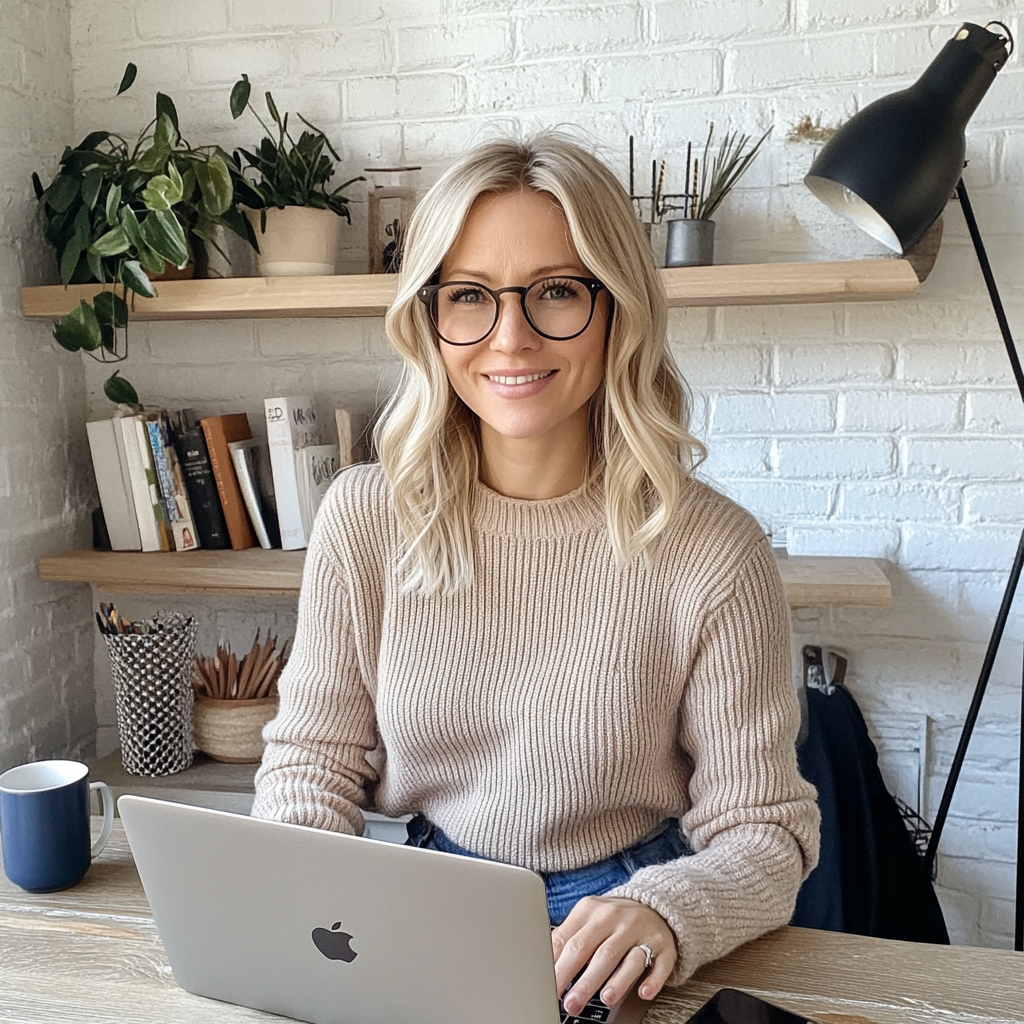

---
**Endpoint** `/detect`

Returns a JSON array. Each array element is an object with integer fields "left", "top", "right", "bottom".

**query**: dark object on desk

[
  {"left": 792, "top": 659, "right": 949, "bottom": 944},
  {"left": 685, "top": 988, "right": 812, "bottom": 1024},
  {"left": 802, "top": 19, "right": 1022, "bottom": 951}
]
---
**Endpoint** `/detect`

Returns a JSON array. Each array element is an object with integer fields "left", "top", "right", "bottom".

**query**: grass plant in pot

[
  {"left": 230, "top": 75, "right": 363, "bottom": 277},
  {"left": 33, "top": 63, "right": 257, "bottom": 405},
  {"left": 664, "top": 124, "right": 772, "bottom": 268},
  {"left": 192, "top": 630, "right": 289, "bottom": 763}
]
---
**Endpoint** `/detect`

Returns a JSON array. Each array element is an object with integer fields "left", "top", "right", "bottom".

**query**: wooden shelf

[
  {"left": 39, "top": 548, "right": 892, "bottom": 608},
  {"left": 20, "top": 259, "right": 920, "bottom": 321}
]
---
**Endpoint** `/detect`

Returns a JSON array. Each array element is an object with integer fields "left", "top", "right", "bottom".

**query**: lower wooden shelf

[{"left": 40, "top": 548, "right": 892, "bottom": 608}]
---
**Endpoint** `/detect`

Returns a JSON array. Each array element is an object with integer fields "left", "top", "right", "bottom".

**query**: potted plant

[
  {"left": 229, "top": 74, "right": 363, "bottom": 277},
  {"left": 663, "top": 124, "right": 772, "bottom": 268},
  {"left": 32, "top": 63, "right": 256, "bottom": 405}
]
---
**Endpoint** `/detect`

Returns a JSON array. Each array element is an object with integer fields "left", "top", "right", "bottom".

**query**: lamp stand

[{"left": 920, "top": 179, "right": 1024, "bottom": 952}]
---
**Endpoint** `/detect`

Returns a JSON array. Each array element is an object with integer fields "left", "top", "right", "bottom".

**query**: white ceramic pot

[{"left": 246, "top": 206, "right": 338, "bottom": 277}]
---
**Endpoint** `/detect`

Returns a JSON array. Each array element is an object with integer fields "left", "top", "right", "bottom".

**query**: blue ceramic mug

[{"left": 0, "top": 760, "right": 114, "bottom": 893}]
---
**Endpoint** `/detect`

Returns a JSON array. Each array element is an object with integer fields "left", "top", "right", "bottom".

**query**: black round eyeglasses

[{"left": 416, "top": 276, "right": 608, "bottom": 346}]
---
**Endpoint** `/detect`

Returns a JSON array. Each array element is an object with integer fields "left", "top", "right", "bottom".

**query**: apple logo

[{"left": 312, "top": 921, "right": 358, "bottom": 962}]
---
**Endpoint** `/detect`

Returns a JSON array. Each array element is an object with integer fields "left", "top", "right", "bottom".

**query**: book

[
  {"left": 170, "top": 410, "right": 230, "bottom": 550},
  {"left": 119, "top": 414, "right": 172, "bottom": 552},
  {"left": 335, "top": 408, "right": 370, "bottom": 465},
  {"left": 146, "top": 413, "right": 200, "bottom": 552},
  {"left": 199, "top": 414, "right": 257, "bottom": 551},
  {"left": 296, "top": 444, "right": 340, "bottom": 539},
  {"left": 265, "top": 397, "right": 321, "bottom": 550},
  {"left": 228, "top": 439, "right": 281, "bottom": 550},
  {"left": 85, "top": 418, "right": 142, "bottom": 551}
]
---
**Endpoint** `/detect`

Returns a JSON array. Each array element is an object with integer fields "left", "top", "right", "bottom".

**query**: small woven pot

[{"left": 192, "top": 696, "right": 279, "bottom": 764}]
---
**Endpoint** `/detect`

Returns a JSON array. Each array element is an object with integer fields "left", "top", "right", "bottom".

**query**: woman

[{"left": 252, "top": 133, "right": 819, "bottom": 1014}]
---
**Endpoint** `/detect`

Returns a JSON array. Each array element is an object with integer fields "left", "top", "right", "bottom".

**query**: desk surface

[{"left": 1, "top": 820, "right": 1021, "bottom": 1024}]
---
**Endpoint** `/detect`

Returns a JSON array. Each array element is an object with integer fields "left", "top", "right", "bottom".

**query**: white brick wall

[
  {"left": 58, "top": 0, "right": 1024, "bottom": 947},
  {"left": 0, "top": 0, "right": 95, "bottom": 772}
]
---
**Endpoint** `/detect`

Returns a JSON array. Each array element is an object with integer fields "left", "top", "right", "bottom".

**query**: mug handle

[{"left": 89, "top": 781, "right": 114, "bottom": 859}]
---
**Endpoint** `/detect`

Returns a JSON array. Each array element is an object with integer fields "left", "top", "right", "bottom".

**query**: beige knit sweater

[{"left": 251, "top": 464, "right": 820, "bottom": 984}]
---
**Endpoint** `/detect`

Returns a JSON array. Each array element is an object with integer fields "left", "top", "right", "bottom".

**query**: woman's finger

[
  {"left": 561, "top": 934, "right": 635, "bottom": 1016},
  {"left": 636, "top": 944, "right": 676, "bottom": 1001}
]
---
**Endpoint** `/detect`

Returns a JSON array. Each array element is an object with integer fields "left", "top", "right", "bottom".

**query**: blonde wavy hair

[{"left": 377, "top": 132, "right": 705, "bottom": 594}]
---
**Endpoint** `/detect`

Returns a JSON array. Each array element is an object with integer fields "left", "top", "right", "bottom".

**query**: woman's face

[{"left": 437, "top": 190, "right": 609, "bottom": 444}]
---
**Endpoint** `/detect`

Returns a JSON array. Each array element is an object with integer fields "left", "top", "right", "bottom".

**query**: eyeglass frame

[{"left": 416, "top": 275, "right": 609, "bottom": 346}]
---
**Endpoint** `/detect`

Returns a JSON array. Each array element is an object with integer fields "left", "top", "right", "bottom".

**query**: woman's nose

[{"left": 488, "top": 294, "right": 541, "bottom": 353}]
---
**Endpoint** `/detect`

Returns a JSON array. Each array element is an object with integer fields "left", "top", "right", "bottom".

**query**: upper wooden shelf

[
  {"left": 38, "top": 548, "right": 892, "bottom": 608},
  {"left": 21, "top": 259, "right": 920, "bottom": 321}
]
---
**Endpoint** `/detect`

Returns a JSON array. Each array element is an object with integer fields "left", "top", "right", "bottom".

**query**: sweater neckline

[{"left": 471, "top": 474, "right": 606, "bottom": 537}]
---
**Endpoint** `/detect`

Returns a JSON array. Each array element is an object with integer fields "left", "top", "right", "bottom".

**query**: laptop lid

[{"left": 118, "top": 795, "right": 561, "bottom": 1024}]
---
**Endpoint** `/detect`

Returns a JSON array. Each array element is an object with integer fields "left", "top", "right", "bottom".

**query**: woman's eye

[
  {"left": 447, "top": 287, "right": 487, "bottom": 304},
  {"left": 538, "top": 280, "right": 580, "bottom": 301}
]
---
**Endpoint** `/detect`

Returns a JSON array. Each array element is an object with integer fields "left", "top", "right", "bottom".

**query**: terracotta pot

[
  {"left": 192, "top": 695, "right": 278, "bottom": 763},
  {"left": 150, "top": 261, "right": 196, "bottom": 281},
  {"left": 246, "top": 206, "right": 338, "bottom": 277}
]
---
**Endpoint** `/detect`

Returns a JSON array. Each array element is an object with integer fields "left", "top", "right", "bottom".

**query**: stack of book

[{"left": 86, "top": 398, "right": 363, "bottom": 553}]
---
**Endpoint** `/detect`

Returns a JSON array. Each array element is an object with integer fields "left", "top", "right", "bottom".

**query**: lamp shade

[{"left": 805, "top": 22, "right": 1010, "bottom": 253}]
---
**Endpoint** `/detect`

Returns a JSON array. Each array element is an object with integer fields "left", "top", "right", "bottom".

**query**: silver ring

[{"left": 637, "top": 943, "right": 654, "bottom": 970}]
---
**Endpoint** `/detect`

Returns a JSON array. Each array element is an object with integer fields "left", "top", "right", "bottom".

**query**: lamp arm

[{"left": 954, "top": 178, "right": 1024, "bottom": 404}]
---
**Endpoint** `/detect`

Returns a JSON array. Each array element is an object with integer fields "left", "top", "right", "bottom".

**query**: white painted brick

[
  {"left": 256, "top": 318, "right": 378, "bottom": 358},
  {"left": 776, "top": 343, "right": 895, "bottom": 386},
  {"left": 466, "top": 61, "right": 584, "bottom": 112},
  {"left": 232, "top": 0, "right": 332, "bottom": 30},
  {"left": 397, "top": 20, "right": 512, "bottom": 71},
  {"left": 290, "top": 30, "right": 393, "bottom": 79},
  {"left": 714, "top": 479, "right": 834, "bottom": 521},
  {"left": 776, "top": 437, "right": 896, "bottom": 478},
  {"left": 673, "top": 342, "right": 769, "bottom": 389},
  {"left": 724, "top": 32, "right": 874, "bottom": 92},
  {"left": 900, "top": 524, "right": 1021, "bottom": 571},
  {"left": 698, "top": 438, "right": 771, "bottom": 481},
  {"left": 710, "top": 392, "right": 833, "bottom": 435},
  {"left": 805, "top": 0, "right": 940, "bottom": 29},
  {"left": 787, "top": 523, "right": 899, "bottom": 559},
  {"left": 839, "top": 390, "right": 962, "bottom": 433},
  {"left": 147, "top": 321, "right": 256, "bottom": 365},
  {"left": 345, "top": 72, "right": 464, "bottom": 120},
  {"left": 586, "top": 50, "right": 719, "bottom": 103},
  {"left": 188, "top": 38, "right": 289, "bottom": 86},
  {"left": 717, "top": 304, "right": 844, "bottom": 342},
  {"left": 902, "top": 437, "right": 1024, "bottom": 481},
  {"left": 838, "top": 481, "right": 962, "bottom": 522},
  {"left": 963, "top": 483, "right": 1024, "bottom": 524},
  {"left": 899, "top": 340, "right": 1016, "bottom": 386},
  {"left": 653, "top": 0, "right": 789, "bottom": 42},
  {"left": 136, "top": 0, "right": 229, "bottom": 40},
  {"left": 964, "top": 390, "right": 1024, "bottom": 433},
  {"left": 518, "top": 5, "right": 641, "bottom": 57}
]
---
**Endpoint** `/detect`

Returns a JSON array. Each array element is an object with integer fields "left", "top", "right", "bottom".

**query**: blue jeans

[{"left": 405, "top": 815, "right": 693, "bottom": 925}]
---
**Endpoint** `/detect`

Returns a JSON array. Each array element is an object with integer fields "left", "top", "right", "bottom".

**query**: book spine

[
  {"left": 119, "top": 417, "right": 163, "bottom": 552},
  {"left": 230, "top": 443, "right": 272, "bottom": 549},
  {"left": 200, "top": 416, "right": 257, "bottom": 550},
  {"left": 135, "top": 418, "right": 173, "bottom": 551},
  {"left": 265, "top": 397, "right": 318, "bottom": 550},
  {"left": 175, "top": 427, "right": 230, "bottom": 550},
  {"left": 85, "top": 420, "right": 141, "bottom": 551},
  {"left": 146, "top": 419, "right": 179, "bottom": 526}
]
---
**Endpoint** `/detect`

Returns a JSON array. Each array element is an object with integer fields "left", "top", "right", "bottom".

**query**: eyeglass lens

[{"left": 432, "top": 278, "right": 595, "bottom": 344}]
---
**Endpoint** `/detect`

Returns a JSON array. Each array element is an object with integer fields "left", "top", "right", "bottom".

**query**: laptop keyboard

[{"left": 560, "top": 994, "right": 612, "bottom": 1022}]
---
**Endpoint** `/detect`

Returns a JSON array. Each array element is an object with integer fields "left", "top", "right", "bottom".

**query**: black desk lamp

[{"left": 803, "top": 21, "right": 1022, "bottom": 951}]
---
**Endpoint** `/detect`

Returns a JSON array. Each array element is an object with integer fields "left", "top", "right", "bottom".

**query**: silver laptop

[{"left": 118, "top": 795, "right": 649, "bottom": 1024}]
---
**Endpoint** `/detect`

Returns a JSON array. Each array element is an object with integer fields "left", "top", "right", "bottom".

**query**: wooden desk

[{"left": 2, "top": 820, "right": 1021, "bottom": 1024}]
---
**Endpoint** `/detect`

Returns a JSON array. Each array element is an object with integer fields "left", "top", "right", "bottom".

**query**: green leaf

[
  {"left": 104, "top": 371, "right": 139, "bottom": 406},
  {"left": 55, "top": 299, "right": 103, "bottom": 351},
  {"left": 89, "top": 225, "right": 130, "bottom": 257},
  {"left": 31, "top": 172, "right": 44, "bottom": 200},
  {"left": 119, "top": 204, "right": 144, "bottom": 250},
  {"left": 59, "top": 240, "right": 82, "bottom": 285},
  {"left": 76, "top": 130, "right": 113, "bottom": 151},
  {"left": 117, "top": 63, "right": 137, "bottom": 96},
  {"left": 138, "top": 245, "right": 166, "bottom": 277},
  {"left": 133, "top": 144, "right": 170, "bottom": 174},
  {"left": 86, "top": 249, "right": 104, "bottom": 282},
  {"left": 153, "top": 111, "right": 179, "bottom": 151},
  {"left": 141, "top": 169, "right": 183, "bottom": 210},
  {"left": 195, "top": 155, "right": 233, "bottom": 216},
  {"left": 80, "top": 167, "right": 104, "bottom": 210},
  {"left": 93, "top": 289, "right": 128, "bottom": 328},
  {"left": 43, "top": 174, "right": 80, "bottom": 213},
  {"left": 119, "top": 258, "right": 157, "bottom": 298},
  {"left": 105, "top": 183, "right": 122, "bottom": 226},
  {"left": 140, "top": 208, "right": 188, "bottom": 267},
  {"left": 155, "top": 92, "right": 179, "bottom": 132},
  {"left": 73, "top": 205, "right": 92, "bottom": 249},
  {"left": 230, "top": 75, "right": 251, "bottom": 119},
  {"left": 265, "top": 90, "right": 282, "bottom": 127}
]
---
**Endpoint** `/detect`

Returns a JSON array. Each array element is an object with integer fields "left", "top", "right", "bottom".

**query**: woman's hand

[{"left": 550, "top": 895, "right": 677, "bottom": 1015}]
